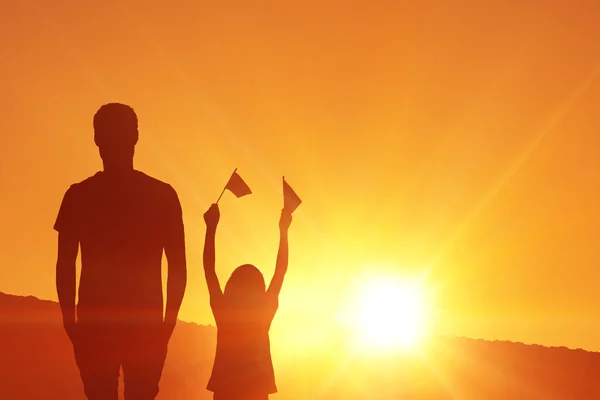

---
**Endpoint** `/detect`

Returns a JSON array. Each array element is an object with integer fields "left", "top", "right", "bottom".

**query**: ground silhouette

[{"left": 2, "top": 292, "right": 600, "bottom": 399}]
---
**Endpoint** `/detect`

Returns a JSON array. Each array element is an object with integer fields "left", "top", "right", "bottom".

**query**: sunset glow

[
  {"left": 1, "top": 0, "right": 600, "bottom": 356},
  {"left": 340, "top": 275, "right": 431, "bottom": 352}
]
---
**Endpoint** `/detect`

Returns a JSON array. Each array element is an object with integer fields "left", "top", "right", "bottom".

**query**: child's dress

[{"left": 207, "top": 292, "right": 279, "bottom": 396}]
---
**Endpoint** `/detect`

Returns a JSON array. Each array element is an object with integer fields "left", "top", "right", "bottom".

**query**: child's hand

[
  {"left": 204, "top": 203, "right": 220, "bottom": 229},
  {"left": 279, "top": 209, "right": 292, "bottom": 232}
]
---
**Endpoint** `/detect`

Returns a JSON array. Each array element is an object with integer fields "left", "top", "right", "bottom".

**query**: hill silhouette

[{"left": 1, "top": 292, "right": 599, "bottom": 399}]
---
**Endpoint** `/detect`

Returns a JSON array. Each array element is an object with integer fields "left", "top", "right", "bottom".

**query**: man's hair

[{"left": 93, "top": 103, "right": 139, "bottom": 146}]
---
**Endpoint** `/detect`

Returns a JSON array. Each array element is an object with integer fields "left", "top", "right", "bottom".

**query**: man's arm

[
  {"left": 56, "top": 232, "right": 79, "bottom": 343},
  {"left": 54, "top": 186, "right": 80, "bottom": 343},
  {"left": 203, "top": 204, "right": 222, "bottom": 301},
  {"left": 163, "top": 188, "right": 187, "bottom": 336},
  {"left": 267, "top": 211, "right": 292, "bottom": 296}
]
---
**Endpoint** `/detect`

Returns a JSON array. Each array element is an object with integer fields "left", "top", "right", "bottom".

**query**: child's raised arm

[
  {"left": 203, "top": 203, "right": 223, "bottom": 300},
  {"left": 267, "top": 210, "right": 292, "bottom": 296}
]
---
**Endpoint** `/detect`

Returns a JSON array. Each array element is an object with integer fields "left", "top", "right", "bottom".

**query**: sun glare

[{"left": 342, "top": 275, "right": 431, "bottom": 352}]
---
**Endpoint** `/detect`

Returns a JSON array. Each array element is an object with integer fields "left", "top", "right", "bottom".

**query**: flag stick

[{"left": 216, "top": 168, "right": 237, "bottom": 204}]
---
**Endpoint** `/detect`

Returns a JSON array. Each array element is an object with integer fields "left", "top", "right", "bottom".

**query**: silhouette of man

[{"left": 54, "top": 103, "right": 187, "bottom": 400}]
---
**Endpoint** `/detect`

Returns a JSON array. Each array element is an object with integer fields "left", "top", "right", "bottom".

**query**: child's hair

[{"left": 224, "top": 264, "right": 266, "bottom": 302}]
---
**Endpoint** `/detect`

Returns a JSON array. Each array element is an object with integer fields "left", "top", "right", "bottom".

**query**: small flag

[
  {"left": 283, "top": 176, "right": 302, "bottom": 213},
  {"left": 216, "top": 169, "right": 252, "bottom": 203},
  {"left": 225, "top": 170, "right": 252, "bottom": 198}
]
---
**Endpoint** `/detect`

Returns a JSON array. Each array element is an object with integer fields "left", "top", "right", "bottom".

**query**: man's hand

[
  {"left": 63, "top": 320, "right": 78, "bottom": 345},
  {"left": 279, "top": 209, "right": 292, "bottom": 232},
  {"left": 163, "top": 319, "right": 176, "bottom": 343},
  {"left": 204, "top": 203, "right": 220, "bottom": 230},
  {"left": 56, "top": 231, "right": 80, "bottom": 346}
]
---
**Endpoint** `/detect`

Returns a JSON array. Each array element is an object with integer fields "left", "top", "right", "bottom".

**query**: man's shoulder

[
  {"left": 65, "top": 172, "right": 103, "bottom": 194},
  {"left": 135, "top": 171, "right": 175, "bottom": 193}
]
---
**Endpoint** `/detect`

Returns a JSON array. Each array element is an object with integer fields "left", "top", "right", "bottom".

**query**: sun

[{"left": 341, "top": 275, "right": 431, "bottom": 352}]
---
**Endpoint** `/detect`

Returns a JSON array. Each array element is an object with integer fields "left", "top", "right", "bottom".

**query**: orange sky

[{"left": 1, "top": 1, "right": 599, "bottom": 351}]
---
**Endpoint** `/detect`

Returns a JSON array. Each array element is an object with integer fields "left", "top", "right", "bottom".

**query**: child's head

[{"left": 224, "top": 264, "right": 266, "bottom": 302}]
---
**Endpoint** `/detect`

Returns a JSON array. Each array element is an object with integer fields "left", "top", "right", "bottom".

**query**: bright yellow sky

[{"left": 1, "top": 1, "right": 599, "bottom": 351}]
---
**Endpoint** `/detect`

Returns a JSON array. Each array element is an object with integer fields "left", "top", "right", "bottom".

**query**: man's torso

[{"left": 56, "top": 170, "right": 181, "bottom": 324}]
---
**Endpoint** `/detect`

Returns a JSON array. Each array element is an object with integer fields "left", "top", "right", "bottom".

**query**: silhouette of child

[{"left": 203, "top": 203, "right": 292, "bottom": 400}]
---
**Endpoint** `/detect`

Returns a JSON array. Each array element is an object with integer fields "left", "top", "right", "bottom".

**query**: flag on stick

[
  {"left": 216, "top": 168, "right": 252, "bottom": 203},
  {"left": 283, "top": 176, "right": 302, "bottom": 213}
]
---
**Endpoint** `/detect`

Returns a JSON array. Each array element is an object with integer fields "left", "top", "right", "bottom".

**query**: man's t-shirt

[
  {"left": 54, "top": 170, "right": 183, "bottom": 325},
  {"left": 207, "top": 292, "right": 278, "bottom": 395}
]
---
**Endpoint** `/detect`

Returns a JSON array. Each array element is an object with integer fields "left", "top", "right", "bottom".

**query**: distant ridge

[
  {"left": 0, "top": 291, "right": 216, "bottom": 400},
  {"left": 1, "top": 291, "right": 600, "bottom": 399}
]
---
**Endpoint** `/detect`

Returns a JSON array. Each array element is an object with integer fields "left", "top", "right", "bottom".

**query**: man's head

[{"left": 93, "top": 103, "right": 139, "bottom": 167}]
